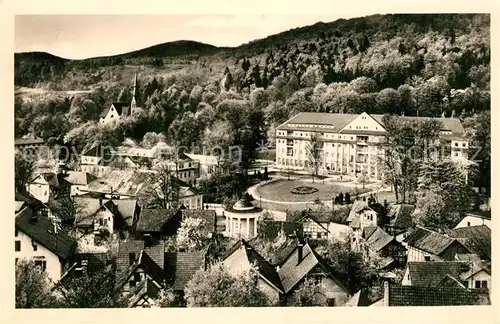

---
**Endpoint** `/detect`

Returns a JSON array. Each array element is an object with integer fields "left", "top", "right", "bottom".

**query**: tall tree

[
  {"left": 139, "top": 162, "right": 180, "bottom": 209},
  {"left": 306, "top": 132, "right": 323, "bottom": 183},
  {"left": 176, "top": 217, "right": 210, "bottom": 252},
  {"left": 184, "top": 263, "right": 271, "bottom": 307},
  {"left": 15, "top": 150, "right": 36, "bottom": 193},
  {"left": 16, "top": 260, "right": 57, "bottom": 308}
]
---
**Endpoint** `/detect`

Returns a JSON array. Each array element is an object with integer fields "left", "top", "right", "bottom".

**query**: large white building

[{"left": 275, "top": 112, "right": 468, "bottom": 179}]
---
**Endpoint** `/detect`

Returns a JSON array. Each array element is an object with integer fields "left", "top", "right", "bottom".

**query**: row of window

[{"left": 14, "top": 240, "right": 38, "bottom": 252}]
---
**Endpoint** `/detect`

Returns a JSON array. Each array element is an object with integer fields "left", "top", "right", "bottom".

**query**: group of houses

[{"left": 14, "top": 75, "right": 491, "bottom": 307}]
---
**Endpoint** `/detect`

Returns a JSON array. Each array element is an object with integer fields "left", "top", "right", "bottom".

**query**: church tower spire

[{"left": 130, "top": 73, "right": 137, "bottom": 115}]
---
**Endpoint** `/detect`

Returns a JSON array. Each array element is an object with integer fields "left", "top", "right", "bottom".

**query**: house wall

[
  {"left": 455, "top": 216, "right": 491, "bottom": 229},
  {"left": 406, "top": 246, "right": 429, "bottom": 262},
  {"left": 327, "top": 223, "right": 351, "bottom": 241},
  {"left": 439, "top": 243, "right": 469, "bottom": 261},
  {"left": 94, "top": 209, "right": 114, "bottom": 234},
  {"left": 100, "top": 105, "right": 121, "bottom": 124},
  {"left": 401, "top": 266, "right": 411, "bottom": 285},
  {"left": 223, "top": 247, "right": 252, "bottom": 274},
  {"left": 359, "top": 209, "right": 378, "bottom": 230},
  {"left": 70, "top": 184, "right": 88, "bottom": 197},
  {"left": 275, "top": 112, "right": 467, "bottom": 179},
  {"left": 15, "top": 230, "right": 63, "bottom": 282},
  {"left": 303, "top": 220, "right": 328, "bottom": 239},
  {"left": 28, "top": 182, "right": 50, "bottom": 203},
  {"left": 180, "top": 195, "right": 203, "bottom": 209},
  {"left": 465, "top": 270, "right": 491, "bottom": 289},
  {"left": 320, "top": 276, "right": 350, "bottom": 306}
]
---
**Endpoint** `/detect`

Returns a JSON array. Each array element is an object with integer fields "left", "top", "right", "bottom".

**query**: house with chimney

[
  {"left": 276, "top": 240, "right": 352, "bottom": 306},
  {"left": 100, "top": 74, "right": 139, "bottom": 125},
  {"left": 222, "top": 238, "right": 352, "bottom": 306},
  {"left": 444, "top": 225, "right": 491, "bottom": 262},
  {"left": 15, "top": 204, "right": 77, "bottom": 283}
]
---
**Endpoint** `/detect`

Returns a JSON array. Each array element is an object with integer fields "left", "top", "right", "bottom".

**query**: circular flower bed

[{"left": 291, "top": 186, "right": 319, "bottom": 195}]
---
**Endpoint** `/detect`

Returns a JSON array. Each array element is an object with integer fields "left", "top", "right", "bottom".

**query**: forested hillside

[{"left": 15, "top": 13, "right": 490, "bottom": 174}]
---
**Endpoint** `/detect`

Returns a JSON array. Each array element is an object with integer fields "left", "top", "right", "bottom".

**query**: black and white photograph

[{"left": 10, "top": 3, "right": 493, "bottom": 311}]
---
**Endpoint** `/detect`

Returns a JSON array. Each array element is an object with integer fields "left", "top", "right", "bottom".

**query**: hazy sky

[{"left": 15, "top": 14, "right": 359, "bottom": 59}]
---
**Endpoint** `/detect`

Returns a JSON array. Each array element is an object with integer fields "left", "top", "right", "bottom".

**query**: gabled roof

[
  {"left": 224, "top": 239, "right": 284, "bottom": 293},
  {"left": 459, "top": 260, "right": 491, "bottom": 280},
  {"left": 403, "top": 226, "right": 460, "bottom": 256},
  {"left": 344, "top": 289, "right": 371, "bottom": 306},
  {"left": 164, "top": 252, "right": 206, "bottom": 291},
  {"left": 269, "top": 237, "right": 299, "bottom": 266},
  {"left": 65, "top": 171, "right": 94, "bottom": 186},
  {"left": 407, "top": 261, "right": 471, "bottom": 287},
  {"left": 363, "top": 226, "right": 395, "bottom": 252},
  {"left": 445, "top": 225, "right": 491, "bottom": 261},
  {"left": 84, "top": 170, "right": 157, "bottom": 197},
  {"left": 99, "top": 102, "right": 130, "bottom": 118},
  {"left": 31, "top": 172, "right": 71, "bottom": 188},
  {"left": 347, "top": 200, "right": 384, "bottom": 229},
  {"left": 277, "top": 112, "right": 359, "bottom": 131},
  {"left": 276, "top": 113, "right": 466, "bottom": 137},
  {"left": 388, "top": 284, "right": 490, "bottom": 306},
  {"left": 437, "top": 274, "right": 467, "bottom": 289},
  {"left": 286, "top": 210, "right": 330, "bottom": 232},
  {"left": 277, "top": 243, "right": 349, "bottom": 294},
  {"left": 116, "top": 240, "right": 165, "bottom": 274},
  {"left": 136, "top": 208, "right": 178, "bottom": 233},
  {"left": 15, "top": 206, "right": 77, "bottom": 261},
  {"left": 180, "top": 209, "right": 217, "bottom": 234},
  {"left": 110, "top": 199, "right": 138, "bottom": 227},
  {"left": 73, "top": 197, "right": 103, "bottom": 226},
  {"left": 463, "top": 210, "right": 491, "bottom": 220},
  {"left": 114, "top": 250, "right": 167, "bottom": 293},
  {"left": 386, "top": 204, "right": 415, "bottom": 228}
]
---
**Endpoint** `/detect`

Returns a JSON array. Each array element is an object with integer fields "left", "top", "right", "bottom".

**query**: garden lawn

[{"left": 256, "top": 179, "right": 369, "bottom": 203}]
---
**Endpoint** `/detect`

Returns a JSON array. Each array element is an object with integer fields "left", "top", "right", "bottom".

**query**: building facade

[{"left": 275, "top": 112, "right": 468, "bottom": 179}]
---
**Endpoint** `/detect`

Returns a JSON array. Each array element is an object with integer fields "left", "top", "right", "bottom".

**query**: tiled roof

[
  {"left": 347, "top": 200, "right": 369, "bottom": 226},
  {"left": 277, "top": 112, "right": 359, "bottom": 131},
  {"left": 65, "top": 171, "right": 94, "bottom": 185},
  {"left": 277, "top": 113, "right": 466, "bottom": 137},
  {"left": 84, "top": 170, "right": 156, "bottom": 197},
  {"left": 363, "top": 226, "right": 377, "bottom": 239},
  {"left": 438, "top": 274, "right": 467, "bottom": 289},
  {"left": 407, "top": 261, "right": 470, "bottom": 287},
  {"left": 403, "top": 226, "right": 457, "bottom": 256},
  {"left": 136, "top": 208, "right": 178, "bottom": 233},
  {"left": 224, "top": 239, "right": 284, "bottom": 293},
  {"left": 116, "top": 240, "right": 165, "bottom": 274},
  {"left": 108, "top": 199, "right": 138, "bottom": 227},
  {"left": 164, "top": 252, "right": 206, "bottom": 291},
  {"left": 277, "top": 244, "right": 322, "bottom": 293},
  {"left": 459, "top": 260, "right": 491, "bottom": 280},
  {"left": 114, "top": 250, "right": 166, "bottom": 292},
  {"left": 15, "top": 206, "right": 77, "bottom": 260},
  {"left": 386, "top": 204, "right": 415, "bottom": 228},
  {"left": 363, "top": 226, "right": 394, "bottom": 252},
  {"left": 388, "top": 284, "right": 490, "bottom": 306},
  {"left": 181, "top": 209, "right": 217, "bottom": 234},
  {"left": 269, "top": 237, "right": 299, "bottom": 266},
  {"left": 32, "top": 172, "right": 71, "bottom": 188},
  {"left": 445, "top": 225, "right": 491, "bottom": 261},
  {"left": 74, "top": 197, "right": 102, "bottom": 226}
]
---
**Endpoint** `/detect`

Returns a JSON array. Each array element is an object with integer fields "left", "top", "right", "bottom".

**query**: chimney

[
  {"left": 297, "top": 242, "right": 304, "bottom": 265},
  {"left": 383, "top": 280, "right": 390, "bottom": 306},
  {"left": 383, "top": 199, "right": 388, "bottom": 210}
]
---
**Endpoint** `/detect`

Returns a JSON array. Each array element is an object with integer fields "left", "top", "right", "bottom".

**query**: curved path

[{"left": 247, "top": 177, "right": 388, "bottom": 206}]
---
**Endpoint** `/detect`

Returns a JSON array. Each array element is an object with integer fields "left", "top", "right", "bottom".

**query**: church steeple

[{"left": 130, "top": 73, "right": 137, "bottom": 114}]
